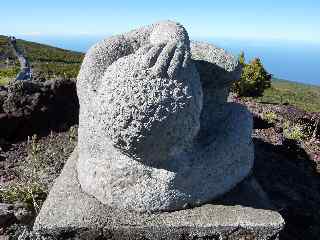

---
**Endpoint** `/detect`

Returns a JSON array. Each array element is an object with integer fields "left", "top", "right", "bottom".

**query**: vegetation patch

[
  {"left": 0, "top": 130, "right": 77, "bottom": 213},
  {"left": 0, "top": 66, "right": 19, "bottom": 78},
  {"left": 14, "top": 39, "right": 83, "bottom": 64},
  {"left": 14, "top": 38, "right": 84, "bottom": 79},
  {"left": 232, "top": 52, "right": 272, "bottom": 97},
  {"left": 263, "top": 111, "right": 278, "bottom": 124},
  {"left": 0, "top": 183, "right": 46, "bottom": 212},
  {"left": 258, "top": 78, "right": 320, "bottom": 112},
  {"left": 283, "top": 121, "right": 306, "bottom": 141},
  {"left": 0, "top": 66, "right": 19, "bottom": 86},
  {"left": 0, "top": 77, "right": 11, "bottom": 86},
  {"left": 0, "top": 35, "right": 18, "bottom": 64},
  {"left": 33, "top": 62, "right": 81, "bottom": 80}
]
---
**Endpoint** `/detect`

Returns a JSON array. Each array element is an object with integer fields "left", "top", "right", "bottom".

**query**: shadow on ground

[
  {"left": 253, "top": 137, "right": 320, "bottom": 240},
  {"left": 214, "top": 136, "right": 320, "bottom": 240}
]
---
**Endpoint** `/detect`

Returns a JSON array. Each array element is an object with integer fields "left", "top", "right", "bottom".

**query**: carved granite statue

[
  {"left": 33, "top": 21, "right": 285, "bottom": 240},
  {"left": 76, "top": 20, "right": 253, "bottom": 212}
]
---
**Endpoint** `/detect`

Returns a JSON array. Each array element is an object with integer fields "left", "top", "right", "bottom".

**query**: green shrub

[
  {"left": 263, "top": 111, "right": 277, "bottom": 124},
  {"left": 0, "top": 67, "right": 19, "bottom": 86},
  {"left": 233, "top": 52, "right": 272, "bottom": 97},
  {"left": 69, "top": 126, "right": 78, "bottom": 143},
  {"left": 0, "top": 183, "right": 46, "bottom": 211},
  {"left": 0, "top": 134, "right": 49, "bottom": 212},
  {"left": 283, "top": 121, "right": 306, "bottom": 141}
]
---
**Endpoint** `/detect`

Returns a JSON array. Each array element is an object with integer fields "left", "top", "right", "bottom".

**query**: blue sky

[{"left": 1, "top": 0, "right": 320, "bottom": 43}]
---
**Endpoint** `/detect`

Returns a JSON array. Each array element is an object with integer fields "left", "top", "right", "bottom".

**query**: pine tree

[
  {"left": 238, "top": 51, "right": 245, "bottom": 66},
  {"left": 232, "top": 53, "right": 272, "bottom": 97}
]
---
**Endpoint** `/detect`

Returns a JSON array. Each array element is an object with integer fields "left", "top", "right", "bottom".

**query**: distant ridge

[{"left": 272, "top": 77, "right": 320, "bottom": 87}]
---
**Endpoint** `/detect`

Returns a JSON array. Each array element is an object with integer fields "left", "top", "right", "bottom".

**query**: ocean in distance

[{"left": 17, "top": 35, "right": 320, "bottom": 86}]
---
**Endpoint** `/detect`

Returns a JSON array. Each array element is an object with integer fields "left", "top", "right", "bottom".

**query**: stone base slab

[{"left": 33, "top": 149, "right": 284, "bottom": 240}]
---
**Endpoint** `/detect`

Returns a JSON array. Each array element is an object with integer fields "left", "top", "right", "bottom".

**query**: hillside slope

[
  {"left": 257, "top": 78, "right": 320, "bottom": 112},
  {"left": 0, "top": 36, "right": 17, "bottom": 63},
  {"left": 0, "top": 35, "right": 84, "bottom": 84}
]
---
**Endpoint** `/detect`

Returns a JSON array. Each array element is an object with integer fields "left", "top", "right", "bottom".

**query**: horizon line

[{"left": 1, "top": 32, "right": 320, "bottom": 45}]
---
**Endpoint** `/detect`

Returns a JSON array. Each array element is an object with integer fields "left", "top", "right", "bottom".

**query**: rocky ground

[
  {"left": 238, "top": 98, "right": 320, "bottom": 240},
  {"left": 0, "top": 92, "right": 319, "bottom": 239},
  {"left": 0, "top": 127, "right": 77, "bottom": 239}
]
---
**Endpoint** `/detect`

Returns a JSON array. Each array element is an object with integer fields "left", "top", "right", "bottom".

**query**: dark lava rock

[
  {"left": 0, "top": 203, "right": 15, "bottom": 227},
  {"left": 14, "top": 208, "right": 35, "bottom": 225},
  {"left": 0, "top": 79, "right": 79, "bottom": 141}
]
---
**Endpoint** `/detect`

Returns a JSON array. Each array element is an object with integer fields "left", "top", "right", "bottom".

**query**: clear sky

[{"left": 1, "top": 0, "right": 319, "bottom": 43}]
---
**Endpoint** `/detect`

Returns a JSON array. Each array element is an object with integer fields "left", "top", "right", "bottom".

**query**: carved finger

[
  {"left": 152, "top": 41, "right": 177, "bottom": 78},
  {"left": 142, "top": 44, "right": 165, "bottom": 68},
  {"left": 182, "top": 50, "right": 191, "bottom": 69},
  {"left": 167, "top": 43, "right": 185, "bottom": 79},
  {"left": 135, "top": 44, "right": 153, "bottom": 55}
]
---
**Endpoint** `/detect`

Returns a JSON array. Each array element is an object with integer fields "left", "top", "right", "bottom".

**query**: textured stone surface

[
  {"left": 77, "top": 20, "right": 203, "bottom": 212},
  {"left": 33, "top": 149, "right": 284, "bottom": 240},
  {"left": 190, "top": 41, "right": 241, "bottom": 105},
  {"left": 191, "top": 41, "right": 242, "bottom": 130},
  {"left": 76, "top": 20, "right": 253, "bottom": 212}
]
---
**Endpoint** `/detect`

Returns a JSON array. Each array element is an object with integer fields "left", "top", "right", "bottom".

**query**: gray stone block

[{"left": 33, "top": 149, "right": 284, "bottom": 239}]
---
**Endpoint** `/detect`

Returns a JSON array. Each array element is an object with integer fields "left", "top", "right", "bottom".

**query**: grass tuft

[
  {"left": 0, "top": 183, "right": 47, "bottom": 212},
  {"left": 263, "top": 111, "right": 278, "bottom": 124},
  {"left": 283, "top": 121, "right": 306, "bottom": 141}
]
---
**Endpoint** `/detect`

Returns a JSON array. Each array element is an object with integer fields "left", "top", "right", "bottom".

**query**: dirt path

[{"left": 8, "top": 37, "right": 32, "bottom": 81}]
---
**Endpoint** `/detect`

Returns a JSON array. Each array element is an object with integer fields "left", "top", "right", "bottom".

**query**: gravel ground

[{"left": 241, "top": 98, "right": 320, "bottom": 240}]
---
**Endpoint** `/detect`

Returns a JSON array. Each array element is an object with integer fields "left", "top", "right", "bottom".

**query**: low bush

[
  {"left": 0, "top": 183, "right": 46, "bottom": 211},
  {"left": 233, "top": 52, "right": 272, "bottom": 97},
  {"left": 283, "top": 121, "right": 306, "bottom": 141},
  {"left": 263, "top": 111, "right": 278, "bottom": 124}
]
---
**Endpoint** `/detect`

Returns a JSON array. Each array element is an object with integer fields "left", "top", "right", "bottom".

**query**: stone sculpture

[
  {"left": 76, "top": 20, "right": 253, "bottom": 212},
  {"left": 33, "top": 20, "right": 285, "bottom": 240}
]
